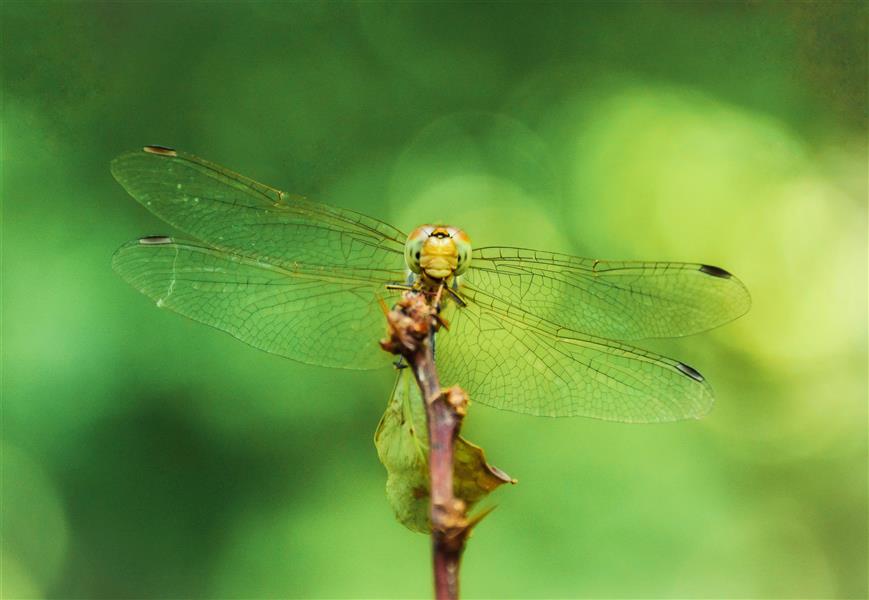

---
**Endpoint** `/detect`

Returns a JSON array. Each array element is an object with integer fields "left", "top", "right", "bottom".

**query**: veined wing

[
  {"left": 437, "top": 285, "right": 714, "bottom": 422},
  {"left": 466, "top": 247, "right": 751, "bottom": 341},
  {"left": 111, "top": 147, "right": 407, "bottom": 270},
  {"left": 112, "top": 237, "right": 401, "bottom": 369}
]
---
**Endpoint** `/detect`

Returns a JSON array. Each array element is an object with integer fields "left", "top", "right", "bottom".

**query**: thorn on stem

[{"left": 441, "top": 386, "right": 469, "bottom": 417}]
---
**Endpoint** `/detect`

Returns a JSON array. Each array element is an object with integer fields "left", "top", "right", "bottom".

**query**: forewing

[
  {"left": 467, "top": 247, "right": 751, "bottom": 340},
  {"left": 113, "top": 237, "right": 400, "bottom": 370},
  {"left": 436, "top": 287, "right": 714, "bottom": 422},
  {"left": 111, "top": 147, "right": 407, "bottom": 270}
]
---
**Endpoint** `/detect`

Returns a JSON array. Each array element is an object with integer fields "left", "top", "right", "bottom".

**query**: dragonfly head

[{"left": 405, "top": 225, "right": 472, "bottom": 280}]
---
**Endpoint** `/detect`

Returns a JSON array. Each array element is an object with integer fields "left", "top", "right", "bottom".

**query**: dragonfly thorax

[{"left": 405, "top": 225, "right": 472, "bottom": 280}]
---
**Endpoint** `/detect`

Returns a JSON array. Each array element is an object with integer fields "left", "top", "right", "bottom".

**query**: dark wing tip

[
  {"left": 675, "top": 361, "right": 705, "bottom": 383},
  {"left": 699, "top": 264, "right": 733, "bottom": 279},
  {"left": 139, "top": 235, "right": 174, "bottom": 245},
  {"left": 143, "top": 145, "right": 178, "bottom": 156}
]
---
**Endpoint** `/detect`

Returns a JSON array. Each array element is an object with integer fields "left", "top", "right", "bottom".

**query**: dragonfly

[{"left": 112, "top": 146, "right": 751, "bottom": 423}]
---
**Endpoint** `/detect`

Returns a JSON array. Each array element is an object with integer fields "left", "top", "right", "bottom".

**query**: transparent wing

[
  {"left": 437, "top": 286, "right": 713, "bottom": 422},
  {"left": 111, "top": 147, "right": 407, "bottom": 270},
  {"left": 112, "top": 237, "right": 402, "bottom": 370},
  {"left": 467, "top": 247, "right": 751, "bottom": 341}
]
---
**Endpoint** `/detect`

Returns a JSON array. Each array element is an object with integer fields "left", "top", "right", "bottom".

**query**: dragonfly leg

[
  {"left": 445, "top": 286, "right": 467, "bottom": 308},
  {"left": 431, "top": 326, "right": 437, "bottom": 362},
  {"left": 432, "top": 281, "right": 446, "bottom": 310}
]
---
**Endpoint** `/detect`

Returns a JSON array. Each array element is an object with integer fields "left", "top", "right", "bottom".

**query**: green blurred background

[{"left": 2, "top": 2, "right": 866, "bottom": 598}]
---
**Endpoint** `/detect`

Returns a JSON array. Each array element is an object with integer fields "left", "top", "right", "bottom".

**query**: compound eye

[
  {"left": 453, "top": 234, "right": 472, "bottom": 275},
  {"left": 405, "top": 227, "right": 428, "bottom": 274}
]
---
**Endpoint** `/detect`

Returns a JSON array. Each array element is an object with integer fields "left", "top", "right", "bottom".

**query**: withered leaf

[{"left": 374, "top": 368, "right": 515, "bottom": 533}]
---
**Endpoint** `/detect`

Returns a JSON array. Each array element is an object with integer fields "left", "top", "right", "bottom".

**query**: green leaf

[{"left": 374, "top": 368, "right": 515, "bottom": 533}]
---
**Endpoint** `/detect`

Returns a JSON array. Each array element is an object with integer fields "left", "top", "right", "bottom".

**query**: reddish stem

[{"left": 381, "top": 293, "right": 469, "bottom": 600}]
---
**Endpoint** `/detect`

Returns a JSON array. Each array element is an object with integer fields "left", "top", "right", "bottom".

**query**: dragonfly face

[
  {"left": 112, "top": 146, "right": 751, "bottom": 423},
  {"left": 405, "top": 225, "right": 472, "bottom": 281}
]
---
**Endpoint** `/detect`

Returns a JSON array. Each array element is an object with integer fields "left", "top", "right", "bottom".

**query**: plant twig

[{"left": 381, "top": 292, "right": 470, "bottom": 600}]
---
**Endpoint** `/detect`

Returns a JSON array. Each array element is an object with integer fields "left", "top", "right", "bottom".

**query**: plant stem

[
  {"left": 381, "top": 293, "right": 470, "bottom": 600},
  {"left": 412, "top": 336, "right": 467, "bottom": 600}
]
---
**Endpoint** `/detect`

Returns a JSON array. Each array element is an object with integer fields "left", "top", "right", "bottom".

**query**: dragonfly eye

[
  {"left": 454, "top": 235, "right": 472, "bottom": 275},
  {"left": 405, "top": 227, "right": 429, "bottom": 274}
]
